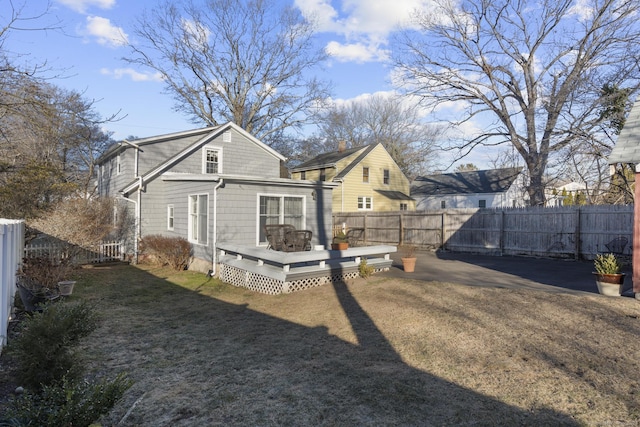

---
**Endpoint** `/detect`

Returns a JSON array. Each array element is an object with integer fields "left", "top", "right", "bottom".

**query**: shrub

[
  {"left": 9, "top": 301, "right": 98, "bottom": 390},
  {"left": 139, "top": 235, "right": 192, "bottom": 270},
  {"left": 594, "top": 253, "right": 621, "bottom": 275},
  {"left": 358, "top": 258, "right": 374, "bottom": 278},
  {"left": 5, "top": 374, "right": 132, "bottom": 427},
  {"left": 19, "top": 256, "right": 75, "bottom": 291}
]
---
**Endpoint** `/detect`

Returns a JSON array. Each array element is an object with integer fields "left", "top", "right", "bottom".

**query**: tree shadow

[{"left": 79, "top": 265, "right": 579, "bottom": 426}]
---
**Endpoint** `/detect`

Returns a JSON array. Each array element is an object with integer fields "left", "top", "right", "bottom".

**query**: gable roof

[
  {"left": 609, "top": 97, "right": 640, "bottom": 164},
  {"left": 120, "top": 122, "right": 285, "bottom": 195},
  {"left": 290, "top": 145, "right": 368, "bottom": 172},
  {"left": 97, "top": 127, "right": 218, "bottom": 164},
  {"left": 334, "top": 144, "right": 378, "bottom": 180},
  {"left": 411, "top": 167, "right": 523, "bottom": 196}
]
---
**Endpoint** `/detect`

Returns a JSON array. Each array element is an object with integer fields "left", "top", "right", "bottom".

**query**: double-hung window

[
  {"left": 383, "top": 169, "right": 389, "bottom": 185},
  {"left": 203, "top": 147, "right": 221, "bottom": 174},
  {"left": 358, "top": 196, "right": 372, "bottom": 210},
  {"left": 189, "top": 194, "right": 208, "bottom": 244},
  {"left": 362, "top": 167, "right": 369, "bottom": 183},
  {"left": 258, "top": 194, "right": 304, "bottom": 244},
  {"left": 167, "top": 205, "right": 174, "bottom": 231}
]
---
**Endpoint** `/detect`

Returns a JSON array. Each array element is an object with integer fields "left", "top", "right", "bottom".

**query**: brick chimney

[{"left": 338, "top": 140, "right": 346, "bottom": 152}]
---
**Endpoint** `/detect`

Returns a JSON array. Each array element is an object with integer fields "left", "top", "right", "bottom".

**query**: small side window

[{"left": 167, "top": 205, "right": 174, "bottom": 231}]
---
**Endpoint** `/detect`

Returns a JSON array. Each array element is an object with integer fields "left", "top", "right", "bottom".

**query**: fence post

[
  {"left": 399, "top": 213, "right": 404, "bottom": 245},
  {"left": 440, "top": 212, "right": 446, "bottom": 250},
  {"left": 574, "top": 207, "right": 581, "bottom": 260},
  {"left": 500, "top": 210, "right": 505, "bottom": 256}
]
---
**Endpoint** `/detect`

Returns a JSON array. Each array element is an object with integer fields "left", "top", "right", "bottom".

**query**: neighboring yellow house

[{"left": 290, "top": 143, "right": 415, "bottom": 212}]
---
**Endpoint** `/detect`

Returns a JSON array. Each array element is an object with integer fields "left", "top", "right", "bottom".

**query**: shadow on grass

[{"left": 75, "top": 264, "right": 578, "bottom": 426}]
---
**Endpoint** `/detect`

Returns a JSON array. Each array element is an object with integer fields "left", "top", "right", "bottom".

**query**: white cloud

[
  {"left": 325, "top": 41, "right": 388, "bottom": 63},
  {"left": 84, "top": 16, "right": 128, "bottom": 47},
  {"left": 295, "top": 0, "right": 435, "bottom": 63},
  {"left": 57, "top": 0, "right": 115, "bottom": 14},
  {"left": 100, "top": 68, "right": 164, "bottom": 82}
]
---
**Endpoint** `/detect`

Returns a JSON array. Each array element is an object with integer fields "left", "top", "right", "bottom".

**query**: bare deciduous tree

[
  {"left": 313, "top": 94, "right": 445, "bottom": 178},
  {"left": 393, "top": 0, "right": 640, "bottom": 205},
  {"left": 125, "top": 0, "right": 331, "bottom": 145}
]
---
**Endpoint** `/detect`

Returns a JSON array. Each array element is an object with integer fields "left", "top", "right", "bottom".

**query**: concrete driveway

[{"left": 381, "top": 250, "right": 635, "bottom": 296}]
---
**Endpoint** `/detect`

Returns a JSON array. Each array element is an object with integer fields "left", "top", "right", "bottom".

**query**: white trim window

[
  {"left": 117, "top": 154, "right": 122, "bottom": 175},
  {"left": 202, "top": 146, "right": 222, "bottom": 174},
  {"left": 258, "top": 194, "right": 305, "bottom": 244},
  {"left": 383, "top": 169, "right": 389, "bottom": 185},
  {"left": 400, "top": 203, "right": 408, "bottom": 211},
  {"left": 358, "top": 196, "right": 372, "bottom": 210},
  {"left": 188, "top": 194, "right": 208, "bottom": 244},
  {"left": 167, "top": 204, "right": 174, "bottom": 231},
  {"left": 362, "top": 167, "right": 369, "bottom": 183}
]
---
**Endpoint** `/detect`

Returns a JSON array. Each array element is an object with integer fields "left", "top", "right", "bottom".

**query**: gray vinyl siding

[
  {"left": 167, "top": 130, "right": 280, "bottom": 177},
  {"left": 159, "top": 179, "right": 333, "bottom": 262},
  {"left": 136, "top": 134, "right": 206, "bottom": 173}
]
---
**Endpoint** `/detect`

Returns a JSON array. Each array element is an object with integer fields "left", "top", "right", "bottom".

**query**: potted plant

[
  {"left": 331, "top": 231, "right": 349, "bottom": 250},
  {"left": 399, "top": 245, "right": 417, "bottom": 273},
  {"left": 593, "top": 253, "right": 625, "bottom": 296}
]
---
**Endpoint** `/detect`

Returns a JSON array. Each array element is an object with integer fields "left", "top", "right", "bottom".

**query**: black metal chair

[{"left": 345, "top": 228, "right": 365, "bottom": 247}]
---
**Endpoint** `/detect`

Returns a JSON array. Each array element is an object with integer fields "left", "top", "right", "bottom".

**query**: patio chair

[
  {"left": 284, "top": 229, "right": 313, "bottom": 252},
  {"left": 264, "top": 224, "right": 295, "bottom": 251},
  {"left": 605, "top": 236, "right": 628, "bottom": 256},
  {"left": 346, "top": 228, "right": 365, "bottom": 247}
]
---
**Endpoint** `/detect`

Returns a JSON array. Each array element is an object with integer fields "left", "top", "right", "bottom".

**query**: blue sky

[{"left": 3, "top": 0, "right": 498, "bottom": 168}]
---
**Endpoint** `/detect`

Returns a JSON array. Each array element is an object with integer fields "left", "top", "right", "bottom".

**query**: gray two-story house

[{"left": 96, "top": 122, "right": 335, "bottom": 273}]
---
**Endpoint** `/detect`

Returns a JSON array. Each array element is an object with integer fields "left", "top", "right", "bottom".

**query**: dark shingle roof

[
  {"left": 609, "top": 98, "right": 640, "bottom": 164},
  {"left": 411, "top": 167, "right": 522, "bottom": 195},
  {"left": 291, "top": 145, "right": 367, "bottom": 171},
  {"left": 374, "top": 190, "right": 413, "bottom": 201}
]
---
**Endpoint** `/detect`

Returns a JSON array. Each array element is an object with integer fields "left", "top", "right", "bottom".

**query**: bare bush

[{"left": 139, "top": 235, "right": 191, "bottom": 270}]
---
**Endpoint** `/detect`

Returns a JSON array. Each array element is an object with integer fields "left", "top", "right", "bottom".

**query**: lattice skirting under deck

[{"left": 220, "top": 264, "right": 389, "bottom": 295}]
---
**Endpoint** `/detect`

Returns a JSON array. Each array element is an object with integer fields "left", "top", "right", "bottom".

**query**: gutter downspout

[
  {"left": 119, "top": 196, "right": 138, "bottom": 263},
  {"left": 211, "top": 178, "right": 224, "bottom": 276},
  {"left": 136, "top": 176, "right": 143, "bottom": 264},
  {"left": 121, "top": 139, "right": 143, "bottom": 263},
  {"left": 334, "top": 177, "right": 344, "bottom": 212}
]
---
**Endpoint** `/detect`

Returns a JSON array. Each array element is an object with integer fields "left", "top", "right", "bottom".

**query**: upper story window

[
  {"left": 203, "top": 147, "right": 222, "bottom": 174},
  {"left": 441, "top": 200, "right": 446, "bottom": 209},
  {"left": 300, "top": 171, "right": 306, "bottom": 180},
  {"left": 117, "top": 154, "right": 122, "bottom": 175},
  {"left": 319, "top": 168, "right": 326, "bottom": 181},
  {"left": 479, "top": 199, "right": 487, "bottom": 208},
  {"left": 363, "top": 167, "right": 369, "bottom": 183},
  {"left": 383, "top": 169, "right": 389, "bottom": 185}
]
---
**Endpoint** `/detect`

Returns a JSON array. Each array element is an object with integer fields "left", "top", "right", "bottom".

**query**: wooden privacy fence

[
  {"left": 23, "top": 240, "right": 124, "bottom": 264},
  {"left": 333, "top": 205, "right": 633, "bottom": 260},
  {"left": 0, "top": 219, "right": 25, "bottom": 351}
]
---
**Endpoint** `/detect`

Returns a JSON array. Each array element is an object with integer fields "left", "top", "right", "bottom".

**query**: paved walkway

[{"left": 381, "top": 250, "right": 635, "bottom": 297}]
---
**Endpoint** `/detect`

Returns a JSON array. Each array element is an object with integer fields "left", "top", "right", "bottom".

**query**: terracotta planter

[
  {"left": 593, "top": 273, "right": 625, "bottom": 296},
  {"left": 331, "top": 242, "right": 349, "bottom": 250},
  {"left": 58, "top": 280, "right": 76, "bottom": 296},
  {"left": 401, "top": 257, "right": 417, "bottom": 273}
]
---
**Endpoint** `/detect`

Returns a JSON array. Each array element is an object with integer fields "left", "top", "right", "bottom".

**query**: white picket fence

[
  {"left": 0, "top": 219, "right": 25, "bottom": 351},
  {"left": 23, "top": 240, "right": 124, "bottom": 264}
]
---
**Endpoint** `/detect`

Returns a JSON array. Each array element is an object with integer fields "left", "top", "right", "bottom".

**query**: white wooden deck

[{"left": 217, "top": 243, "right": 397, "bottom": 294}]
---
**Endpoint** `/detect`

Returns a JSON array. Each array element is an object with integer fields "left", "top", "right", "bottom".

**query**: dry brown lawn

[{"left": 3, "top": 263, "right": 640, "bottom": 426}]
